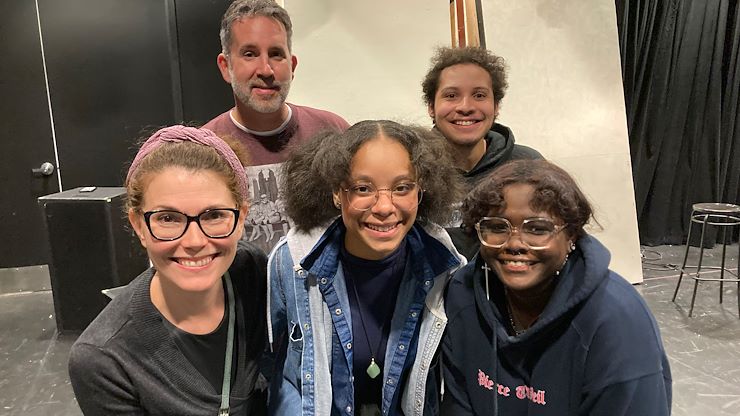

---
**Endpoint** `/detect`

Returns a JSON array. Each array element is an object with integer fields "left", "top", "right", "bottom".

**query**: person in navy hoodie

[{"left": 441, "top": 159, "right": 672, "bottom": 415}]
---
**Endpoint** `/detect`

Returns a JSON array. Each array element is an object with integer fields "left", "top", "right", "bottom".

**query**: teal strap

[{"left": 219, "top": 272, "right": 235, "bottom": 415}]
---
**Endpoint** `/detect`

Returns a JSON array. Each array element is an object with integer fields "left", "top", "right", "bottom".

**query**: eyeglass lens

[
  {"left": 477, "top": 217, "right": 558, "bottom": 249},
  {"left": 345, "top": 182, "right": 422, "bottom": 211},
  {"left": 147, "top": 209, "right": 237, "bottom": 240}
]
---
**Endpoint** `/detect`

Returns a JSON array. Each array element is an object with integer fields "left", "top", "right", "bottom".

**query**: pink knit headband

[{"left": 126, "top": 125, "right": 249, "bottom": 200}]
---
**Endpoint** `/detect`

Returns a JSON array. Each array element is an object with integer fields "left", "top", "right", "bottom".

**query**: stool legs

[
  {"left": 719, "top": 225, "right": 728, "bottom": 304},
  {"left": 673, "top": 211, "right": 695, "bottom": 302},
  {"left": 688, "top": 215, "right": 709, "bottom": 317}
]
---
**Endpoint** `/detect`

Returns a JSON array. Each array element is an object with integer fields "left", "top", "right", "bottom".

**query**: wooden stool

[{"left": 671, "top": 203, "right": 740, "bottom": 317}]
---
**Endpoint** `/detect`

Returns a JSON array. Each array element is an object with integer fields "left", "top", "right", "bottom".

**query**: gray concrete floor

[
  {"left": 639, "top": 243, "right": 740, "bottom": 416},
  {"left": 0, "top": 243, "right": 738, "bottom": 415}
]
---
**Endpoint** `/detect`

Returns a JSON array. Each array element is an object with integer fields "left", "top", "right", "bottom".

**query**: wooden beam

[
  {"left": 449, "top": 1, "right": 458, "bottom": 47},
  {"left": 450, "top": 0, "right": 485, "bottom": 48},
  {"left": 475, "top": 0, "right": 486, "bottom": 48},
  {"left": 456, "top": 0, "right": 466, "bottom": 46},
  {"left": 464, "top": 0, "right": 480, "bottom": 47}
]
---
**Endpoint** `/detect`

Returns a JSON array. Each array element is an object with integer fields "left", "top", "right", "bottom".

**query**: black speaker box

[{"left": 38, "top": 187, "right": 149, "bottom": 333}]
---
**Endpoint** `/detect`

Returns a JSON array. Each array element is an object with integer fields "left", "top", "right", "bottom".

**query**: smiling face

[
  {"left": 335, "top": 136, "right": 419, "bottom": 260},
  {"left": 479, "top": 183, "right": 572, "bottom": 297},
  {"left": 128, "top": 167, "right": 246, "bottom": 294},
  {"left": 429, "top": 63, "right": 498, "bottom": 149},
  {"left": 217, "top": 15, "right": 298, "bottom": 115}
]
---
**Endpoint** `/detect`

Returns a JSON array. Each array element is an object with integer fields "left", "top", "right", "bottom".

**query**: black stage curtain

[{"left": 616, "top": 0, "right": 740, "bottom": 245}]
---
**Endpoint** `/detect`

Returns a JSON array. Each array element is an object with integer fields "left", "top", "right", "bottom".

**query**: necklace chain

[
  {"left": 505, "top": 294, "right": 524, "bottom": 336},
  {"left": 349, "top": 274, "right": 387, "bottom": 379}
]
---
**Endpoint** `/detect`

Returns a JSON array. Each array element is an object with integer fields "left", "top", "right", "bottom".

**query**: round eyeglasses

[
  {"left": 341, "top": 182, "right": 423, "bottom": 211},
  {"left": 475, "top": 217, "right": 566, "bottom": 250},
  {"left": 142, "top": 208, "right": 240, "bottom": 241}
]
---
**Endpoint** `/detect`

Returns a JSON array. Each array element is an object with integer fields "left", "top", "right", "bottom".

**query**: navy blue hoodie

[{"left": 441, "top": 235, "right": 672, "bottom": 415}]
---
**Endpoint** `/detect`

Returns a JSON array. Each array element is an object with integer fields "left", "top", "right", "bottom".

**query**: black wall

[{"left": 176, "top": 0, "right": 235, "bottom": 124}]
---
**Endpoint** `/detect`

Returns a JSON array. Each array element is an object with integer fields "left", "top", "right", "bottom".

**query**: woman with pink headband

[{"left": 68, "top": 125, "right": 267, "bottom": 415}]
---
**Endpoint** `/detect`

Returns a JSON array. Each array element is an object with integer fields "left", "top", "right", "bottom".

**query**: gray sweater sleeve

[{"left": 68, "top": 342, "right": 145, "bottom": 415}]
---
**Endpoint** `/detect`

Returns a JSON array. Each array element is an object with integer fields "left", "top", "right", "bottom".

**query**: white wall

[
  {"left": 286, "top": 0, "right": 643, "bottom": 282},
  {"left": 285, "top": 0, "right": 449, "bottom": 125}
]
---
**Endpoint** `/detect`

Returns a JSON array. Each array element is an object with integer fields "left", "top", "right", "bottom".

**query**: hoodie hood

[
  {"left": 471, "top": 234, "right": 612, "bottom": 348},
  {"left": 464, "top": 123, "right": 516, "bottom": 180}
]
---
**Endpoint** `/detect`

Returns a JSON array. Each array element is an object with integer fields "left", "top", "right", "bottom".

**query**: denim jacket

[{"left": 267, "top": 218, "right": 466, "bottom": 416}]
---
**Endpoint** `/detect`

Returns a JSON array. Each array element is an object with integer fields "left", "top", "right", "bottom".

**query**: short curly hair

[
  {"left": 461, "top": 160, "right": 593, "bottom": 240},
  {"left": 422, "top": 46, "right": 508, "bottom": 109},
  {"left": 281, "top": 120, "right": 463, "bottom": 231}
]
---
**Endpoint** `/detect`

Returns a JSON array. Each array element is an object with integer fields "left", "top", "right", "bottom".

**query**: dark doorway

[
  {"left": 0, "top": 0, "right": 58, "bottom": 267},
  {"left": 38, "top": 0, "right": 176, "bottom": 188}
]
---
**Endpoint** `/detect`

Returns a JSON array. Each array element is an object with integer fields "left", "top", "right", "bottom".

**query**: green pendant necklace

[{"left": 349, "top": 274, "right": 387, "bottom": 379}]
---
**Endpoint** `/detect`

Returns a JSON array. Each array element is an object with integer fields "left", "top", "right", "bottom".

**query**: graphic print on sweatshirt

[
  {"left": 477, "top": 368, "right": 547, "bottom": 406},
  {"left": 242, "top": 163, "right": 292, "bottom": 253}
]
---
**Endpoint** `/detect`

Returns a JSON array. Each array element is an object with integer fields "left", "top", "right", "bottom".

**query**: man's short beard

[{"left": 230, "top": 72, "right": 291, "bottom": 114}]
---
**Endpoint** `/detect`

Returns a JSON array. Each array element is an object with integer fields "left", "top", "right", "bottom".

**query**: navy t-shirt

[{"left": 340, "top": 241, "right": 407, "bottom": 412}]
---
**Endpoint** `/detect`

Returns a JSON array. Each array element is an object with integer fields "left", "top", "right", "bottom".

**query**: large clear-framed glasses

[
  {"left": 341, "top": 182, "right": 423, "bottom": 211},
  {"left": 143, "top": 208, "right": 240, "bottom": 241},
  {"left": 475, "top": 216, "right": 566, "bottom": 250}
]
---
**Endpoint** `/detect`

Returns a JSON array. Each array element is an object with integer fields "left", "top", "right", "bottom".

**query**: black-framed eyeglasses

[
  {"left": 341, "top": 182, "right": 423, "bottom": 211},
  {"left": 475, "top": 216, "right": 566, "bottom": 250},
  {"left": 142, "top": 208, "right": 240, "bottom": 241}
]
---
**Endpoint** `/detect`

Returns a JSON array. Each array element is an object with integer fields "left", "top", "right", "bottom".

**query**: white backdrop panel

[{"left": 483, "top": 0, "right": 643, "bottom": 282}]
